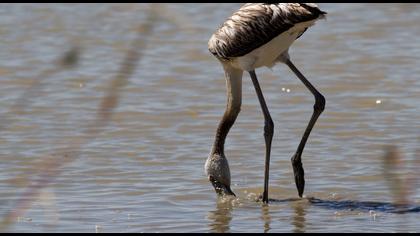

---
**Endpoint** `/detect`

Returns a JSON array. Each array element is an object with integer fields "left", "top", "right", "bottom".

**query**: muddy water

[{"left": 0, "top": 3, "right": 419, "bottom": 233}]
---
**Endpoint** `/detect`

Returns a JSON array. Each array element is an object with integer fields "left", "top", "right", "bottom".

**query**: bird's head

[{"left": 205, "top": 153, "right": 236, "bottom": 197}]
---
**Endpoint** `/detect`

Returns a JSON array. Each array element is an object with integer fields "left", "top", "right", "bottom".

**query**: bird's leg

[
  {"left": 284, "top": 59, "right": 325, "bottom": 198},
  {"left": 249, "top": 70, "right": 274, "bottom": 204}
]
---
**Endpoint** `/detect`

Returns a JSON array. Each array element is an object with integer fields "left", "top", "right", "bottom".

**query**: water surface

[{"left": 0, "top": 3, "right": 419, "bottom": 233}]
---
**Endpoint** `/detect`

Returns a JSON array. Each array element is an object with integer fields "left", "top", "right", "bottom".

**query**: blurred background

[{"left": 0, "top": 3, "right": 419, "bottom": 233}]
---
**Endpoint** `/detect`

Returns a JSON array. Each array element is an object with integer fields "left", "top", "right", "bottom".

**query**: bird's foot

[
  {"left": 291, "top": 153, "right": 305, "bottom": 198},
  {"left": 257, "top": 191, "right": 269, "bottom": 204}
]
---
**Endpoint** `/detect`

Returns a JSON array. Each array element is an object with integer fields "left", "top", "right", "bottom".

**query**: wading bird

[{"left": 205, "top": 3, "right": 327, "bottom": 203}]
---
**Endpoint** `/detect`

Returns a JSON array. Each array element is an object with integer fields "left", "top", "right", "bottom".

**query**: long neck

[{"left": 212, "top": 64, "right": 243, "bottom": 155}]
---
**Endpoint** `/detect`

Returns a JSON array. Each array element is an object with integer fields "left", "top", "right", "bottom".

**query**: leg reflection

[
  {"left": 207, "top": 199, "right": 234, "bottom": 233},
  {"left": 261, "top": 204, "right": 271, "bottom": 233},
  {"left": 291, "top": 200, "right": 307, "bottom": 233}
]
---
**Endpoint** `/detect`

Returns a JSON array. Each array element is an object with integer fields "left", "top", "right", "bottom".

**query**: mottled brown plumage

[{"left": 208, "top": 3, "right": 326, "bottom": 60}]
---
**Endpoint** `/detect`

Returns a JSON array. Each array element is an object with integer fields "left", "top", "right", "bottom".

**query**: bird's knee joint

[
  {"left": 291, "top": 156, "right": 302, "bottom": 166},
  {"left": 264, "top": 120, "right": 274, "bottom": 137},
  {"left": 314, "top": 94, "right": 325, "bottom": 112}
]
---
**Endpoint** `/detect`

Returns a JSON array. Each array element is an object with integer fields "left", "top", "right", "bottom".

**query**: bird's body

[
  {"left": 205, "top": 3, "right": 327, "bottom": 203},
  {"left": 208, "top": 3, "right": 326, "bottom": 70}
]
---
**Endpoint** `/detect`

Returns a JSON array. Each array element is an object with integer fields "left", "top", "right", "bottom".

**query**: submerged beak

[{"left": 209, "top": 176, "right": 236, "bottom": 197}]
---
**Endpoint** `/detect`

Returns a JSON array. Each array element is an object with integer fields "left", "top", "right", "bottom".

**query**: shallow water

[{"left": 0, "top": 3, "right": 419, "bottom": 233}]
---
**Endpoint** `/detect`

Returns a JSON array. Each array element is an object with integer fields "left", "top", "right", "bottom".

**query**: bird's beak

[{"left": 209, "top": 176, "right": 236, "bottom": 197}]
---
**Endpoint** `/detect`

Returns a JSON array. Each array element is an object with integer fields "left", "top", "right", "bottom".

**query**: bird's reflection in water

[
  {"left": 207, "top": 195, "right": 420, "bottom": 233},
  {"left": 291, "top": 199, "right": 307, "bottom": 233},
  {"left": 265, "top": 197, "right": 308, "bottom": 232},
  {"left": 207, "top": 198, "right": 234, "bottom": 233},
  {"left": 307, "top": 197, "right": 420, "bottom": 213},
  {"left": 260, "top": 204, "right": 271, "bottom": 233},
  {"left": 259, "top": 197, "right": 307, "bottom": 233}
]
